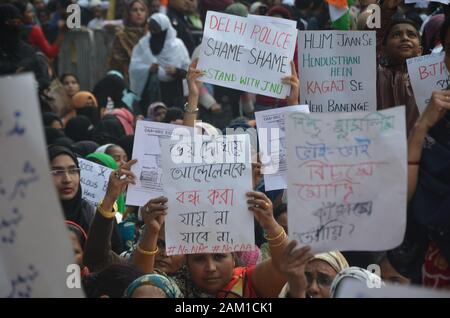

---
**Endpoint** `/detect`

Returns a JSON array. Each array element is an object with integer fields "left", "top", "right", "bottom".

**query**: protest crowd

[{"left": 2, "top": 0, "right": 450, "bottom": 299}]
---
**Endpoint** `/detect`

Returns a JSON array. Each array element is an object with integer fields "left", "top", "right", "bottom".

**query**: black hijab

[
  {"left": 73, "top": 140, "right": 100, "bottom": 158},
  {"left": 65, "top": 115, "right": 94, "bottom": 142},
  {"left": 149, "top": 30, "right": 167, "bottom": 55},
  {"left": 92, "top": 116, "right": 126, "bottom": 145},
  {"left": 48, "top": 145, "right": 91, "bottom": 231}
]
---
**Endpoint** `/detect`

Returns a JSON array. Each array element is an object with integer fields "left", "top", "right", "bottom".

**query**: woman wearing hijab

[
  {"left": 93, "top": 71, "right": 140, "bottom": 116},
  {"left": 278, "top": 240, "right": 349, "bottom": 298},
  {"left": 109, "top": 0, "right": 148, "bottom": 84},
  {"left": 110, "top": 107, "right": 135, "bottom": 135},
  {"left": 42, "top": 112, "right": 63, "bottom": 129},
  {"left": 129, "top": 13, "right": 190, "bottom": 109},
  {"left": 146, "top": 102, "right": 167, "bottom": 122},
  {"left": 124, "top": 273, "right": 182, "bottom": 298},
  {"left": 65, "top": 115, "right": 95, "bottom": 142},
  {"left": 92, "top": 116, "right": 126, "bottom": 145},
  {"left": 48, "top": 144, "right": 95, "bottom": 233},
  {"left": 330, "top": 267, "right": 384, "bottom": 298},
  {"left": 73, "top": 140, "right": 100, "bottom": 158}
]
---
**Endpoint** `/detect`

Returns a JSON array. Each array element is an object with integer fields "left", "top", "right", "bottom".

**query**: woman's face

[
  {"left": 63, "top": 75, "right": 80, "bottom": 98},
  {"left": 106, "top": 145, "right": 128, "bottom": 167},
  {"left": 155, "top": 229, "right": 186, "bottom": 274},
  {"left": 69, "top": 231, "right": 83, "bottom": 267},
  {"left": 51, "top": 154, "right": 80, "bottom": 201},
  {"left": 187, "top": 253, "right": 235, "bottom": 295},
  {"left": 305, "top": 259, "right": 338, "bottom": 298},
  {"left": 153, "top": 106, "right": 167, "bottom": 122},
  {"left": 129, "top": 1, "right": 147, "bottom": 27}
]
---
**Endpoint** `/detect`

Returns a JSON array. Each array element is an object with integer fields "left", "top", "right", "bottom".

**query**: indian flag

[{"left": 326, "top": 0, "right": 353, "bottom": 30}]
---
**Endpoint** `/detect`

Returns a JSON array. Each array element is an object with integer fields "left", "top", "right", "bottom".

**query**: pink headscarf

[{"left": 110, "top": 108, "right": 135, "bottom": 135}]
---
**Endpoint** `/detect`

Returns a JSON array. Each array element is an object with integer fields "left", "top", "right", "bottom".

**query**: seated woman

[
  {"left": 129, "top": 13, "right": 190, "bottom": 109},
  {"left": 48, "top": 144, "right": 127, "bottom": 254}
]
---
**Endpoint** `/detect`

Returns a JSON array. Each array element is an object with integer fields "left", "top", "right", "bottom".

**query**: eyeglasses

[
  {"left": 50, "top": 168, "right": 81, "bottom": 177},
  {"left": 305, "top": 272, "right": 334, "bottom": 288}
]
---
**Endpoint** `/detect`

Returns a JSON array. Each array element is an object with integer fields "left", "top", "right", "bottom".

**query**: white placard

[
  {"left": 298, "top": 31, "right": 377, "bottom": 113},
  {"left": 198, "top": 11, "right": 297, "bottom": 99},
  {"left": 161, "top": 134, "right": 254, "bottom": 255},
  {"left": 126, "top": 120, "right": 192, "bottom": 206},
  {"left": 78, "top": 158, "right": 113, "bottom": 206},
  {"left": 405, "top": 0, "right": 449, "bottom": 5},
  {"left": 286, "top": 106, "right": 407, "bottom": 253},
  {"left": 0, "top": 74, "right": 83, "bottom": 297},
  {"left": 255, "top": 104, "right": 310, "bottom": 191},
  {"left": 407, "top": 52, "right": 449, "bottom": 113}
]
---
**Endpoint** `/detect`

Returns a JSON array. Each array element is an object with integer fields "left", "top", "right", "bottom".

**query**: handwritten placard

[
  {"left": 298, "top": 31, "right": 376, "bottom": 113},
  {"left": 126, "top": 121, "right": 192, "bottom": 206},
  {"left": 255, "top": 104, "right": 310, "bottom": 191},
  {"left": 161, "top": 134, "right": 254, "bottom": 255},
  {"left": 285, "top": 106, "right": 407, "bottom": 253},
  {"left": 0, "top": 74, "right": 83, "bottom": 297},
  {"left": 198, "top": 11, "right": 297, "bottom": 99},
  {"left": 78, "top": 158, "right": 113, "bottom": 206},
  {"left": 407, "top": 52, "right": 449, "bottom": 113}
]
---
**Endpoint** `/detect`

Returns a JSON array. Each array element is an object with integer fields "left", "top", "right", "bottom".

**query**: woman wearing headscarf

[
  {"left": 73, "top": 140, "right": 100, "bottom": 158},
  {"left": 65, "top": 115, "right": 95, "bottom": 142},
  {"left": 330, "top": 267, "right": 384, "bottom": 298},
  {"left": 129, "top": 13, "right": 190, "bottom": 109},
  {"left": 93, "top": 71, "right": 140, "bottom": 117},
  {"left": 48, "top": 145, "right": 95, "bottom": 233},
  {"left": 146, "top": 102, "right": 167, "bottom": 122},
  {"left": 123, "top": 273, "right": 182, "bottom": 298},
  {"left": 110, "top": 107, "right": 135, "bottom": 135},
  {"left": 278, "top": 240, "right": 349, "bottom": 298},
  {"left": 108, "top": 0, "right": 148, "bottom": 84},
  {"left": 92, "top": 116, "right": 126, "bottom": 145},
  {"left": 42, "top": 112, "right": 63, "bottom": 129}
]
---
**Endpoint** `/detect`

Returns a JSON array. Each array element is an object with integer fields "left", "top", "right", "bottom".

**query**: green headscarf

[{"left": 86, "top": 152, "right": 126, "bottom": 214}]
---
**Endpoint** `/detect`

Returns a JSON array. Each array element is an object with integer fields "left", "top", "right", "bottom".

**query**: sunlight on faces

[
  {"left": 51, "top": 154, "right": 80, "bottom": 201},
  {"left": 187, "top": 253, "right": 235, "bottom": 295},
  {"left": 384, "top": 23, "right": 422, "bottom": 64},
  {"left": 305, "top": 259, "right": 338, "bottom": 298}
]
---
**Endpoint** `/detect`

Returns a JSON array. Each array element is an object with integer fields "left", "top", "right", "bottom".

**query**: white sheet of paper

[
  {"left": 286, "top": 106, "right": 407, "bottom": 253},
  {"left": 126, "top": 120, "right": 192, "bottom": 206},
  {"left": 255, "top": 104, "right": 310, "bottom": 191},
  {"left": 198, "top": 12, "right": 297, "bottom": 99},
  {"left": 336, "top": 279, "right": 450, "bottom": 298},
  {"left": 161, "top": 134, "right": 254, "bottom": 255},
  {"left": 298, "top": 31, "right": 377, "bottom": 113},
  {"left": 0, "top": 74, "right": 83, "bottom": 297},
  {"left": 78, "top": 158, "right": 113, "bottom": 206},
  {"left": 407, "top": 52, "right": 449, "bottom": 113}
]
